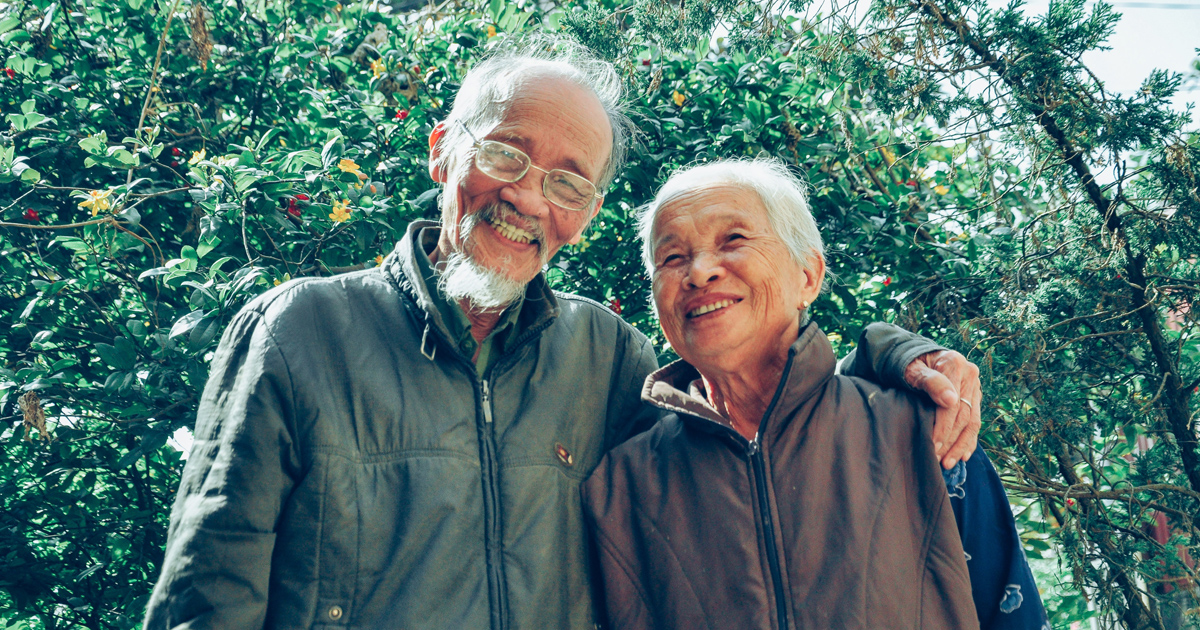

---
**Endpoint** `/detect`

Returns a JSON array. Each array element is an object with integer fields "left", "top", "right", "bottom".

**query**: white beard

[
  {"left": 438, "top": 250, "right": 527, "bottom": 311},
  {"left": 437, "top": 204, "right": 534, "bottom": 311}
]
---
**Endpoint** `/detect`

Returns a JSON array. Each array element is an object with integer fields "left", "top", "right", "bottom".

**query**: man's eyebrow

[{"left": 491, "top": 132, "right": 597, "bottom": 181}]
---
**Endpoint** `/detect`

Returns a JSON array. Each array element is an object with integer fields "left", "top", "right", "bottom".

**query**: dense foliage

[{"left": 0, "top": 0, "right": 1196, "bottom": 627}]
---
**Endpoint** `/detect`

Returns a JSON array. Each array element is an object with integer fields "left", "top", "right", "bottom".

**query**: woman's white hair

[
  {"left": 638, "top": 158, "right": 825, "bottom": 281},
  {"left": 432, "top": 36, "right": 633, "bottom": 191}
]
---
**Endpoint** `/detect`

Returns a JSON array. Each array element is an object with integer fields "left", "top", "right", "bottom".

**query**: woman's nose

[{"left": 685, "top": 252, "right": 725, "bottom": 288}]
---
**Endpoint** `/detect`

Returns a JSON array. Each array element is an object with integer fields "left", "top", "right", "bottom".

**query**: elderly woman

[{"left": 581, "top": 159, "right": 1046, "bottom": 630}]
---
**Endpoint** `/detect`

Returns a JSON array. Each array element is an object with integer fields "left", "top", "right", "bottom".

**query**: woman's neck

[{"left": 700, "top": 352, "right": 789, "bottom": 441}]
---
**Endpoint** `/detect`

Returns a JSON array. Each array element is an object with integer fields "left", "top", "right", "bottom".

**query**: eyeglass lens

[{"left": 475, "top": 141, "right": 596, "bottom": 211}]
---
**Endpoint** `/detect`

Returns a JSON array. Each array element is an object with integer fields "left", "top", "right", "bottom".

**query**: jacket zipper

[
  {"left": 747, "top": 351, "right": 796, "bottom": 630},
  {"left": 478, "top": 377, "right": 507, "bottom": 630},
  {"left": 748, "top": 438, "right": 789, "bottom": 630}
]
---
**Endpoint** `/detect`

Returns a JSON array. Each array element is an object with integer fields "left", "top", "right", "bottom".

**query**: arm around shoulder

[
  {"left": 838, "top": 322, "right": 944, "bottom": 388},
  {"left": 144, "top": 308, "right": 302, "bottom": 629}
]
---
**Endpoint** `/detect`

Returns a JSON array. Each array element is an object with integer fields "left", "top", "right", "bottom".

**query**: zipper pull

[
  {"left": 747, "top": 438, "right": 760, "bottom": 457},
  {"left": 481, "top": 380, "right": 494, "bottom": 424}
]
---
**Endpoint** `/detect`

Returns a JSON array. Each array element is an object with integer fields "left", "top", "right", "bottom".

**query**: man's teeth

[
  {"left": 688, "top": 299, "right": 737, "bottom": 318},
  {"left": 488, "top": 216, "right": 535, "bottom": 244}
]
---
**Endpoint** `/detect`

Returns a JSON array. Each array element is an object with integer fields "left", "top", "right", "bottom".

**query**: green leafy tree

[{"left": 1, "top": 0, "right": 1197, "bottom": 627}]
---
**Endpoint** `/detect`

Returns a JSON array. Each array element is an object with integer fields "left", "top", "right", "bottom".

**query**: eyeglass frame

[{"left": 455, "top": 120, "right": 604, "bottom": 213}]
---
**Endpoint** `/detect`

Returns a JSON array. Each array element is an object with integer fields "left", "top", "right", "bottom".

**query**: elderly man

[{"left": 144, "top": 42, "right": 980, "bottom": 630}]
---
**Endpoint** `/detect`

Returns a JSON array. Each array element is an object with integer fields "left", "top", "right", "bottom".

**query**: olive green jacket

[{"left": 143, "top": 219, "right": 940, "bottom": 630}]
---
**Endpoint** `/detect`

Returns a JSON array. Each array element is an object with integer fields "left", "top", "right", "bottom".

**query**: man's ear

[
  {"left": 428, "top": 121, "right": 449, "bottom": 183},
  {"left": 567, "top": 198, "right": 603, "bottom": 245}
]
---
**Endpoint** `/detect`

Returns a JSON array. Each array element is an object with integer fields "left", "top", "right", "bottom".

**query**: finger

[
  {"left": 932, "top": 402, "right": 958, "bottom": 458},
  {"left": 921, "top": 367, "right": 962, "bottom": 457},
  {"left": 940, "top": 396, "right": 969, "bottom": 463},
  {"left": 911, "top": 364, "right": 961, "bottom": 410},
  {"left": 941, "top": 414, "right": 979, "bottom": 469}
]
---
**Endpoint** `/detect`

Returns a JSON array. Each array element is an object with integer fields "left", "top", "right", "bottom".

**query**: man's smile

[{"left": 485, "top": 213, "right": 538, "bottom": 246}]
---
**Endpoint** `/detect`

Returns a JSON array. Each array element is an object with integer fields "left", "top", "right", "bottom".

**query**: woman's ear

[
  {"left": 428, "top": 121, "right": 449, "bottom": 183},
  {"left": 798, "top": 254, "right": 826, "bottom": 310}
]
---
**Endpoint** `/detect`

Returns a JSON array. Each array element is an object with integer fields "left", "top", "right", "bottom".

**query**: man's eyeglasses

[{"left": 458, "top": 121, "right": 603, "bottom": 213}]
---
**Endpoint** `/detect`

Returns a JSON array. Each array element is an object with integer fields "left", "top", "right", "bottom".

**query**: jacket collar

[
  {"left": 642, "top": 323, "right": 837, "bottom": 440},
  {"left": 383, "top": 219, "right": 561, "bottom": 347}
]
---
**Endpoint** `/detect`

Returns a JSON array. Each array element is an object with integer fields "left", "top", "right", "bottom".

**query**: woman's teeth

[
  {"left": 488, "top": 216, "right": 535, "bottom": 244},
  {"left": 688, "top": 299, "right": 737, "bottom": 318}
]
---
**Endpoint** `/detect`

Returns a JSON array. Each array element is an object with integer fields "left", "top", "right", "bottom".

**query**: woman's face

[{"left": 650, "top": 184, "right": 824, "bottom": 374}]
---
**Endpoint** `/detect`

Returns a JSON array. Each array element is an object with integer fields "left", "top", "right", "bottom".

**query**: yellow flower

[
  {"left": 337, "top": 158, "right": 361, "bottom": 174},
  {"left": 934, "top": 184, "right": 950, "bottom": 195},
  {"left": 329, "top": 199, "right": 352, "bottom": 223},
  {"left": 370, "top": 58, "right": 387, "bottom": 78},
  {"left": 79, "top": 189, "right": 112, "bottom": 216},
  {"left": 487, "top": 25, "right": 497, "bottom": 38},
  {"left": 672, "top": 91, "right": 685, "bottom": 107},
  {"left": 374, "top": 254, "right": 383, "bottom": 265},
  {"left": 188, "top": 149, "right": 206, "bottom": 165},
  {"left": 273, "top": 278, "right": 282, "bottom": 286}
]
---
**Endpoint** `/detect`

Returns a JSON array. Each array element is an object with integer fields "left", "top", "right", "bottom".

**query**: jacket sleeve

[
  {"left": 143, "top": 308, "right": 302, "bottom": 630},
  {"left": 582, "top": 458, "right": 658, "bottom": 630},
  {"left": 837, "top": 322, "right": 944, "bottom": 390},
  {"left": 606, "top": 333, "right": 662, "bottom": 449}
]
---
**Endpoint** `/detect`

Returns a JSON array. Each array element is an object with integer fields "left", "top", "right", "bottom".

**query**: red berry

[
  {"left": 395, "top": 109, "right": 409, "bottom": 120},
  {"left": 1066, "top": 498, "right": 1075, "bottom": 506},
  {"left": 413, "top": 65, "right": 420, "bottom": 73},
  {"left": 609, "top": 298, "right": 622, "bottom": 315},
  {"left": 287, "top": 199, "right": 301, "bottom": 217},
  {"left": 171, "top": 147, "right": 182, "bottom": 156},
  {"left": 883, "top": 277, "right": 891, "bottom": 286},
  {"left": 170, "top": 160, "right": 179, "bottom": 167},
  {"left": 294, "top": 193, "right": 310, "bottom": 201},
  {"left": 23, "top": 208, "right": 38, "bottom": 221},
  {"left": 906, "top": 179, "right": 918, "bottom": 188},
  {"left": 4, "top": 68, "right": 14, "bottom": 79},
  {"left": 642, "top": 59, "right": 651, "bottom": 66}
]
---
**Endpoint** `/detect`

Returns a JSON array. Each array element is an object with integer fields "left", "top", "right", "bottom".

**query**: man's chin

[{"left": 439, "top": 251, "right": 530, "bottom": 311}]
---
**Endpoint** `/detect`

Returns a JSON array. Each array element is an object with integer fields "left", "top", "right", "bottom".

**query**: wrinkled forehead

[
  {"left": 495, "top": 72, "right": 612, "bottom": 179},
  {"left": 651, "top": 183, "right": 767, "bottom": 244}
]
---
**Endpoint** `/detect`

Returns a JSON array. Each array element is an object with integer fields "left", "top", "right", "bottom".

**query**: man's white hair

[
  {"left": 432, "top": 36, "right": 633, "bottom": 191},
  {"left": 637, "top": 158, "right": 826, "bottom": 284}
]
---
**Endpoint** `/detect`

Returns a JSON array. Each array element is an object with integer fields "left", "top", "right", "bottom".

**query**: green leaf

[
  {"left": 1, "top": 29, "right": 30, "bottom": 44},
  {"left": 79, "top": 132, "right": 107, "bottom": 154},
  {"left": 188, "top": 314, "right": 221, "bottom": 351},
  {"left": 95, "top": 341, "right": 135, "bottom": 370},
  {"left": 169, "top": 310, "right": 207, "bottom": 338}
]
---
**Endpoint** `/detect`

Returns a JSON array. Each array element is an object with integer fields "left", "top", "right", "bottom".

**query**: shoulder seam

[{"left": 552, "top": 290, "right": 628, "bottom": 324}]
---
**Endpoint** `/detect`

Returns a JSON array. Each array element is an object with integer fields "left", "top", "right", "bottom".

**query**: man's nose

[
  {"left": 685, "top": 252, "right": 725, "bottom": 288},
  {"left": 498, "top": 169, "right": 552, "bottom": 218}
]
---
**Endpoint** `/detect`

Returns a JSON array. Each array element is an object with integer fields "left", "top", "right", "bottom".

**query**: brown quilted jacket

[{"left": 581, "top": 324, "right": 978, "bottom": 630}]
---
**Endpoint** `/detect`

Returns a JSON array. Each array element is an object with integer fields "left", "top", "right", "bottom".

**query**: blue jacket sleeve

[{"left": 944, "top": 450, "right": 1049, "bottom": 630}]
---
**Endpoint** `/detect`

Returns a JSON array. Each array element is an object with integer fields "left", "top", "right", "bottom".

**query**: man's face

[{"left": 432, "top": 75, "right": 612, "bottom": 289}]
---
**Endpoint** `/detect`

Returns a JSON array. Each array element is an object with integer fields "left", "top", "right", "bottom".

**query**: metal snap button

[{"left": 327, "top": 605, "right": 343, "bottom": 621}]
